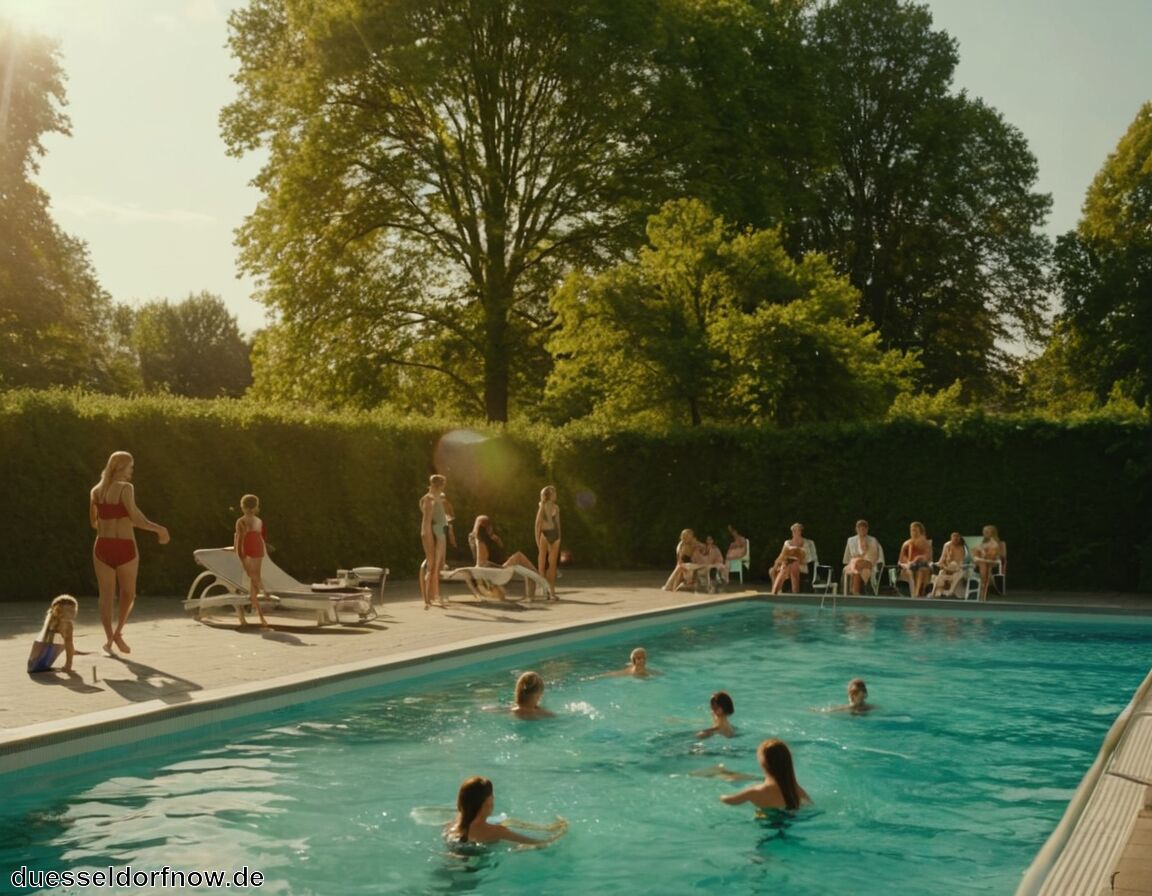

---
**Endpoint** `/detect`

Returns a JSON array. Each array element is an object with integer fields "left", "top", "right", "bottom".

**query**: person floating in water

[
  {"left": 444, "top": 776, "right": 567, "bottom": 848},
  {"left": 697, "top": 690, "right": 736, "bottom": 739},
  {"left": 720, "top": 739, "right": 811, "bottom": 811}
]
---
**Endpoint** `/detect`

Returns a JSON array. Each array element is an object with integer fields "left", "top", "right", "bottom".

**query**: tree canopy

[
  {"left": 800, "top": 0, "right": 1051, "bottom": 398},
  {"left": 1050, "top": 102, "right": 1152, "bottom": 407},
  {"left": 0, "top": 23, "right": 126, "bottom": 391},
  {"left": 546, "top": 199, "right": 917, "bottom": 426},
  {"left": 223, "top": 0, "right": 676, "bottom": 421},
  {"left": 132, "top": 293, "right": 252, "bottom": 398}
]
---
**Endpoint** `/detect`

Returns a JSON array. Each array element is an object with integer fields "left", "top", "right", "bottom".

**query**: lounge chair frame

[{"left": 184, "top": 548, "right": 381, "bottom": 626}]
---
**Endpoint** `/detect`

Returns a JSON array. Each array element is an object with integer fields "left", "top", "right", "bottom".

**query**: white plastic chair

[{"left": 841, "top": 539, "right": 886, "bottom": 595}]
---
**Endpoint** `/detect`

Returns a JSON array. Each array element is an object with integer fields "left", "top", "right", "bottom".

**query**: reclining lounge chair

[
  {"left": 424, "top": 559, "right": 554, "bottom": 603},
  {"left": 184, "top": 548, "right": 381, "bottom": 626}
]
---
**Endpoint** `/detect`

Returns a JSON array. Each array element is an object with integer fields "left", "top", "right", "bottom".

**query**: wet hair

[
  {"left": 855, "top": 519, "right": 869, "bottom": 530},
  {"left": 680, "top": 528, "right": 695, "bottom": 542},
  {"left": 710, "top": 690, "right": 734, "bottom": 716},
  {"left": 42, "top": 594, "right": 78, "bottom": 636},
  {"left": 515, "top": 671, "right": 544, "bottom": 704},
  {"left": 630, "top": 647, "right": 646, "bottom": 664},
  {"left": 540, "top": 485, "right": 556, "bottom": 503},
  {"left": 241, "top": 494, "right": 260, "bottom": 513},
  {"left": 758, "top": 739, "right": 802, "bottom": 810},
  {"left": 910, "top": 521, "right": 924, "bottom": 535},
  {"left": 848, "top": 677, "right": 868, "bottom": 697},
  {"left": 983, "top": 524, "right": 1000, "bottom": 540},
  {"left": 791, "top": 522, "right": 803, "bottom": 532},
  {"left": 430, "top": 474, "right": 447, "bottom": 487},
  {"left": 94, "top": 451, "right": 133, "bottom": 503},
  {"left": 456, "top": 776, "right": 493, "bottom": 842}
]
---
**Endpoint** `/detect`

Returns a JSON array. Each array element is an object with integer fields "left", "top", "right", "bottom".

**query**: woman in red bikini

[
  {"left": 89, "top": 451, "right": 170, "bottom": 655},
  {"left": 234, "top": 493, "right": 271, "bottom": 628}
]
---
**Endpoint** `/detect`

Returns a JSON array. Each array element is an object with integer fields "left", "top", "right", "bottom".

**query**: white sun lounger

[
  {"left": 184, "top": 548, "right": 380, "bottom": 626},
  {"left": 426, "top": 562, "right": 554, "bottom": 602}
]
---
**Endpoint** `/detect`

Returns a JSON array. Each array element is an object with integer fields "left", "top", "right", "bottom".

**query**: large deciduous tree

[
  {"left": 0, "top": 23, "right": 125, "bottom": 391},
  {"left": 1051, "top": 102, "right": 1152, "bottom": 407},
  {"left": 546, "top": 199, "right": 917, "bottom": 426},
  {"left": 800, "top": 0, "right": 1051, "bottom": 398},
  {"left": 132, "top": 293, "right": 252, "bottom": 398},
  {"left": 222, "top": 0, "right": 666, "bottom": 421}
]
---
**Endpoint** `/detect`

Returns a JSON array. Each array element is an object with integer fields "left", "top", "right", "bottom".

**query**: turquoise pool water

[{"left": 3, "top": 604, "right": 1151, "bottom": 895}]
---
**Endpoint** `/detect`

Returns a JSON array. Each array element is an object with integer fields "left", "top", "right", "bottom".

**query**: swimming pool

[{"left": 3, "top": 603, "right": 1150, "bottom": 895}]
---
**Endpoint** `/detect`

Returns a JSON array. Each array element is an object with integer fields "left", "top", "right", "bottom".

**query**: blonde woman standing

[
  {"left": 535, "top": 485, "right": 562, "bottom": 594},
  {"left": 419, "top": 474, "right": 448, "bottom": 609},
  {"left": 89, "top": 451, "right": 169, "bottom": 655}
]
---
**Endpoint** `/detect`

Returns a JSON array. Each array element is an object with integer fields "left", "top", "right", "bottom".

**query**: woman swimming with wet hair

[
  {"left": 512, "top": 671, "right": 554, "bottom": 719},
  {"left": 720, "top": 738, "right": 811, "bottom": 811},
  {"left": 445, "top": 776, "right": 567, "bottom": 847}
]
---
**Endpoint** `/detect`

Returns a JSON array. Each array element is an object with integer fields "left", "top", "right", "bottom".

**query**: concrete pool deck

[{"left": 3, "top": 571, "right": 1152, "bottom": 894}]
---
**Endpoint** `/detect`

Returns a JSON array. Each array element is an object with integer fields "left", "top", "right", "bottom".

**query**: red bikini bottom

[{"left": 94, "top": 537, "right": 137, "bottom": 569}]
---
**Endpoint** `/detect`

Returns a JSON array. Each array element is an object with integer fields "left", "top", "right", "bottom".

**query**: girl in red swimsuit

[
  {"left": 234, "top": 494, "right": 271, "bottom": 628},
  {"left": 89, "top": 451, "right": 170, "bottom": 655}
]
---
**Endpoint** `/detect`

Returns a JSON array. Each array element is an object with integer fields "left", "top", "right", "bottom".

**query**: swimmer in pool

[
  {"left": 444, "top": 776, "right": 567, "bottom": 848},
  {"left": 825, "top": 677, "right": 874, "bottom": 714},
  {"left": 511, "top": 671, "right": 554, "bottom": 719},
  {"left": 697, "top": 690, "right": 736, "bottom": 739},
  {"left": 720, "top": 739, "right": 810, "bottom": 811},
  {"left": 602, "top": 647, "right": 660, "bottom": 678}
]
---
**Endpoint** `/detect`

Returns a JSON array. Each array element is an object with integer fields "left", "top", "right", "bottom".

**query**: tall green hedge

[{"left": 1, "top": 390, "right": 1148, "bottom": 600}]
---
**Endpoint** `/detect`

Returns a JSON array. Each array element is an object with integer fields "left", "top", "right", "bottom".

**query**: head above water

[
  {"left": 630, "top": 647, "right": 647, "bottom": 666},
  {"left": 710, "top": 690, "right": 734, "bottom": 717},
  {"left": 456, "top": 776, "right": 494, "bottom": 841},
  {"left": 848, "top": 678, "right": 868, "bottom": 703},
  {"left": 515, "top": 671, "right": 545, "bottom": 705},
  {"left": 757, "top": 739, "right": 802, "bottom": 810}
]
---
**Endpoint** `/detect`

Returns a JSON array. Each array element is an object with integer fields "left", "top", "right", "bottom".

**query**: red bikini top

[
  {"left": 96, "top": 502, "right": 130, "bottom": 520},
  {"left": 95, "top": 488, "right": 130, "bottom": 520}
]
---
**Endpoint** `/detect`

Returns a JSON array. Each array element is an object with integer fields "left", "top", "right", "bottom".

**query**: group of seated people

[
  {"left": 662, "top": 526, "right": 748, "bottom": 592},
  {"left": 887, "top": 522, "right": 1003, "bottom": 600},
  {"left": 695, "top": 520, "right": 1004, "bottom": 601}
]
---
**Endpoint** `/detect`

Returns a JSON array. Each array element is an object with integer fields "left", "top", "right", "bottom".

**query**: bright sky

[{"left": 3, "top": 0, "right": 1151, "bottom": 336}]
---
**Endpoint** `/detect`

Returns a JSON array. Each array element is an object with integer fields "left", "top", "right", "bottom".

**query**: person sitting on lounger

[
  {"left": 930, "top": 532, "right": 968, "bottom": 598},
  {"left": 470, "top": 515, "right": 540, "bottom": 600}
]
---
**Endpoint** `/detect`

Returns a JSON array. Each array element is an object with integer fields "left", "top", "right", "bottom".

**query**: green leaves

[{"left": 546, "top": 199, "right": 917, "bottom": 426}]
